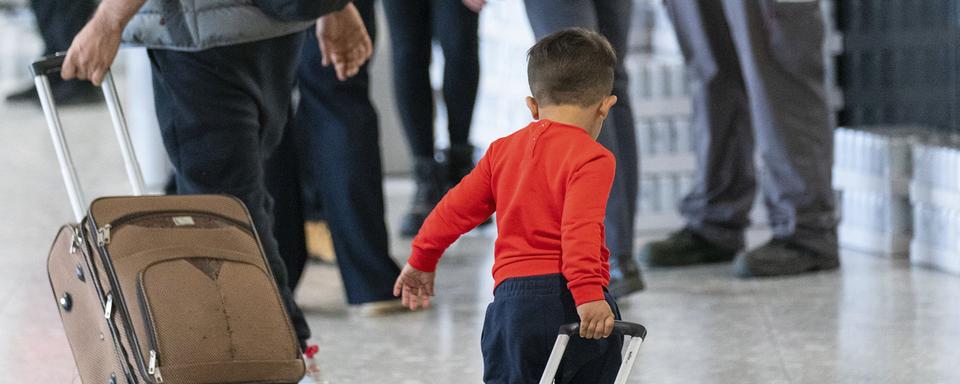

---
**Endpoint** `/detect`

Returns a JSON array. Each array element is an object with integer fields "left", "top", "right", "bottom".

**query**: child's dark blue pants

[{"left": 481, "top": 274, "right": 623, "bottom": 384}]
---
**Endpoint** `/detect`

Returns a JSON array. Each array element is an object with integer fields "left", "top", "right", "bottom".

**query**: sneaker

[
  {"left": 733, "top": 239, "right": 840, "bottom": 278},
  {"left": 608, "top": 254, "right": 645, "bottom": 298},
  {"left": 639, "top": 228, "right": 738, "bottom": 267},
  {"left": 355, "top": 299, "right": 410, "bottom": 317},
  {"left": 399, "top": 157, "right": 444, "bottom": 238},
  {"left": 300, "top": 344, "right": 329, "bottom": 384}
]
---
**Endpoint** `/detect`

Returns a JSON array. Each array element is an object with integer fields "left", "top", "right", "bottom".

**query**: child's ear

[
  {"left": 526, "top": 96, "right": 540, "bottom": 120},
  {"left": 597, "top": 95, "right": 618, "bottom": 120}
]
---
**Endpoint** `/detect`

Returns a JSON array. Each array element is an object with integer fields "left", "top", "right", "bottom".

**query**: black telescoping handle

[
  {"left": 558, "top": 321, "right": 647, "bottom": 339},
  {"left": 31, "top": 53, "right": 67, "bottom": 77}
]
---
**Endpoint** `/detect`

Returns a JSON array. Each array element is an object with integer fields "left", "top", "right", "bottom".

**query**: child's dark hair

[{"left": 526, "top": 27, "right": 617, "bottom": 107}]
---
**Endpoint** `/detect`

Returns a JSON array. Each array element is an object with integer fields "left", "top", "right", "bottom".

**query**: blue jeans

[
  {"left": 148, "top": 32, "right": 311, "bottom": 348},
  {"left": 482, "top": 274, "right": 622, "bottom": 384},
  {"left": 268, "top": 0, "right": 401, "bottom": 304},
  {"left": 523, "top": 0, "right": 639, "bottom": 259}
]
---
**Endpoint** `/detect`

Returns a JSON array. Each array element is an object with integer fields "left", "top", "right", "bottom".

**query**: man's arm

[{"left": 62, "top": 0, "right": 145, "bottom": 85}]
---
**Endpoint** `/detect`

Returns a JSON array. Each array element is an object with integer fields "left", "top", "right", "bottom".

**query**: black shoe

[
  {"left": 5, "top": 85, "right": 38, "bottom": 103},
  {"left": 639, "top": 228, "right": 738, "bottom": 267},
  {"left": 399, "top": 157, "right": 444, "bottom": 238},
  {"left": 608, "top": 254, "right": 645, "bottom": 298},
  {"left": 733, "top": 239, "right": 840, "bottom": 278},
  {"left": 442, "top": 144, "right": 493, "bottom": 227},
  {"left": 5, "top": 80, "right": 102, "bottom": 106},
  {"left": 443, "top": 144, "right": 475, "bottom": 188}
]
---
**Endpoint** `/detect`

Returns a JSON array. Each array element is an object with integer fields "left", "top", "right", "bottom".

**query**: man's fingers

[
  {"left": 91, "top": 68, "right": 106, "bottom": 87},
  {"left": 318, "top": 39, "right": 332, "bottom": 67},
  {"left": 61, "top": 56, "right": 76, "bottom": 80}
]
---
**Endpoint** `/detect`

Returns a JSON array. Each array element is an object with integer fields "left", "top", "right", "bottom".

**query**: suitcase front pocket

[{"left": 137, "top": 257, "right": 301, "bottom": 383}]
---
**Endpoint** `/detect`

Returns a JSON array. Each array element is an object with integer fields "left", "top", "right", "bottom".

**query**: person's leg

[
  {"left": 562, "top": 293, "right": 623, "bottom": 384},
  {"left": 431, "top": 0, "right": 481, "bottom": 183},
  {"left": 30, "top": 0, "right": 95, "bottom": 54},
  {"left": 382, "top": 0, "right": 436, "bottom": 158},
  {"left": 266, "top": 116, "right": 308, "bottom": 292},
  {"left": 383, "top": 0, "right": 446, "bottom": 237},
  {"left": 7, "top": 0, "right": 99, "bottom": 104},
  {"left": 641, "top": 0, "right": 756, "bottom": 267},
  {"left": 295, "top": 0, "right": 402, "bottom": 304},
  {"left": 148, "top": 32, "right": 311, "bottom": 348},
  {"left": 523, "top": 0, "right": 644, "bottom": 297},
  {"left": 481, "top": 275, "right": 586, "bottom": 384},
  {"left": 721, "top": 0, "right": 838, "bottom": 276}
]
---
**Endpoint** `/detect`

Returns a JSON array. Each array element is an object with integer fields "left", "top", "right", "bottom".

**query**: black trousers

[
  {"left": 381, "top": 0, "right": 480, "bottom": 157},
  {"left": 482, "top": 275, "right": 623, "bottom": 384},
  {"left": 148, "top": 32, "right": 311, "bottom": 348},
  {"left": 268, "top": 0, "right": 402, "bottom": 304}
]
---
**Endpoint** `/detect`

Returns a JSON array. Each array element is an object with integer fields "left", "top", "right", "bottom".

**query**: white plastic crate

[
  {"left": 832, "top": 126, "right": 924, "bottom": 196},
  {"left": 911, "top": 201, "right": 960, "bottom": 275},
  {"left": 909, "top": 137, "right": 960, "bottom": 274},
  {"left": 837, "top": 189, "right": 911, "bottom": 257}
]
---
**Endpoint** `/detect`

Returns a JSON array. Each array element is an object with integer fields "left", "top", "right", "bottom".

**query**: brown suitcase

[{"left": 36, "top": 55, "right": 305, "bottom": 383}]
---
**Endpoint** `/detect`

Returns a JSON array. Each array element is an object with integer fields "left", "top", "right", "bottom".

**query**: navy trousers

[
  {"left": 482, "top": 275, "right": 623, "bottom": 384},
  {"left": 267, "top": 0, "right": 402, "bottom": 304},
  {"left": 148, "top": 32, "right": 311, "bottom": 348}
]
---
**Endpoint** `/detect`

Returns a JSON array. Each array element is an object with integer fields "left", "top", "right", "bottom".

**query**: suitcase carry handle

[
  {"left": 540, "top": 321, "right": 647, "bottom": 384},
  {"left": 32, "top": 53, "right": 146, "bottom": 222},
  {"left": 558, "top": 321, "right": 647, "bottom": 339}
]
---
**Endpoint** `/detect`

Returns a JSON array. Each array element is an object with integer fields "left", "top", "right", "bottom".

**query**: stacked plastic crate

[
  {"left": 627, "top": 0, "right": 696, "bottom": 233},
  {"left": 833, "top": 127, "right": 920, "bottom": 257},
  {"left": 629, "top": 54, "right": 695, "bottom": 232},
  {"left": 910, "top": 136, "right": 960, "bottom": 274}
]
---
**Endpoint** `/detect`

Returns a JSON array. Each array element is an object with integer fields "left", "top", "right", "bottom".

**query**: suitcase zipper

[
  {"left": 137, "top": 273, "right": 163, "bottom": 383},
  {"left": 107, "top": 210, "right": 254, "bottom": 235},
  {"left": 87, "top": 218, "right": 157, "bottom": 383},
  {"left": 148, "top": 350, "right": 163, "bottom": 383}
]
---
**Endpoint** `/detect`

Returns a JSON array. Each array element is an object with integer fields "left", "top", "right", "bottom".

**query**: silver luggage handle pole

[
  {"left": 31, "top": 54, "right": 147, "bottom": 222},
  {"left": 539, "top": 321, "right": 647, "bottom": 384}
]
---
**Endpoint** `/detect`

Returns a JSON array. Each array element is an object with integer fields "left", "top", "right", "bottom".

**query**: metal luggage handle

[
  {"left": 32, "top": 53, "right": 146, "bottom": 222},
  {"left": 558, "top": 321, "right": 647, "bottom": 339},
  {"left": 540, "top": 321, "right": 647, "bottom": 384}
]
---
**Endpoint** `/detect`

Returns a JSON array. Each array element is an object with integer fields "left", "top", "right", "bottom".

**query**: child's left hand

[{"left": 393, "top": 263, "right": 436, "bottom": 310}]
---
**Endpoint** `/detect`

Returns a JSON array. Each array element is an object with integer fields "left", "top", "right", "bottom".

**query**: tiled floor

[{"left": 2, "top": 95, "right": 960, "bottom": 384}]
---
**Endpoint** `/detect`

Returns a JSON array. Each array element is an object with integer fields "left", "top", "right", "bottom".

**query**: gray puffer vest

[{"left": 122, "top": 0, "right": 314, "bottom": 51}]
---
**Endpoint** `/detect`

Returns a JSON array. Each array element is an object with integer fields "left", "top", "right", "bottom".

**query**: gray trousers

[
  {"left": 523, "top": 0, "right": 639, "bottom": 258},
  {"left": 664, "top": 0, "right": 837, "bottom": 255}
]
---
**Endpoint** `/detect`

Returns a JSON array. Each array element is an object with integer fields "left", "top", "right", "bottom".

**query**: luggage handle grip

[
  {"left": 30, "top": 52, "right": 67, "bottom": 77},
  {"left": 32, "top": 52, "right": 146, "bottom": 222},
  {"left": 558, "top": 321, "right": 647, "bottom": 339}
]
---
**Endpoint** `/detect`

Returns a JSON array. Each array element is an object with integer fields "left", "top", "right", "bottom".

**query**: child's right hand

[
  {"left": 393, "top": 263, "right": 437, "bottom": 310},
  {"left": 575, "top": 300, "right": 615, "bottom": 339}
]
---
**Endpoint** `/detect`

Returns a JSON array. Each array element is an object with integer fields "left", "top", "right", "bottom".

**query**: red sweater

[{"left": 408, "top": 119, "right": 615, "bottom": 306}]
